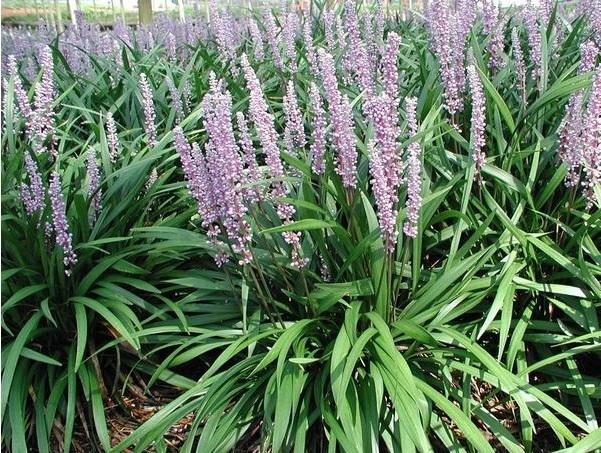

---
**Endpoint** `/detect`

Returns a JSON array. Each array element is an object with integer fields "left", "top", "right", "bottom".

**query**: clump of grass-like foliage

[{"left": 1, "top": 1, "right": 600, "bottom": 451}]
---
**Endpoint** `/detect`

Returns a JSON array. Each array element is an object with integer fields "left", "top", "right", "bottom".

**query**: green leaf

[
  {"left": 1, "top": 311, "right": 43, "bottom": 417},
  {"left": 1, "top": 284, "right": 47, "bottom": 316},
  {"left": 477, "top": 255, "right": 522, "bottom": 339},
  {"left": 71, "top": 296, "right": 139, "bottom": 350},
  {"left": 553, "top": 428, "right": 601, "bottom": 453},
  {"left": 416, "top": 378, "right": 494, "bottom": 453},
  {"left": 74, "top": 303, "right": 87, "bottom": 371}
]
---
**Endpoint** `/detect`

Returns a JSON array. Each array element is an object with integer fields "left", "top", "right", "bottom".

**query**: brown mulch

[
  {"left": 1, "top": 7, "right": 38, "bottom": 17},
  {"left": 106, "top": 379, "right": 194, "bottom": 452},
  {"left": 49, "top": 374, "right": 194, "bottom": 453},
  {"left": 54, "top": 366, "right": 585, "bottom": 452}
]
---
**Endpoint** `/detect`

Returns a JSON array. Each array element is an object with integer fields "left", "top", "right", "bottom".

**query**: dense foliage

[{"left": 2, "top": 1, "right": 600, "bottom": 451}]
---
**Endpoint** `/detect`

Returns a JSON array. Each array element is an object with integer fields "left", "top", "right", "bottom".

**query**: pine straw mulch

[
  {"left": 55, "top": 372, "right": 194, "bottom": 453},
  {"left": 438, "top": 374, "right": 588, "bottom": 453},
  {"left": 106, "top": 379, "right": 194, "bottom": 451},
  {"left": 60, "top": 369, "right": 584, "bottom": 452}
]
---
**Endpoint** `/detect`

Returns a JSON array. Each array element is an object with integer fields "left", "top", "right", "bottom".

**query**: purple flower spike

[
  {"left": 403, "top": 98, "right": 422, "bottom": 239},
  {"left": 375, "top": 93, "right": 402, "bottom": 181},
  {"left": 367, "top": 93, "right": 402, "bottom": 252},
  {"left": 283, "top": 80, "right": 306, "bottom": 154},
  {"left": 33, "top": 45, "right": 56, "bottom": 155},
  {"left": 335, "top": 95, "right": 358, "bottom": 189},
  {"left": 49, "top": 171, "right": 77, "bottom": 275},
  {"left": 174, "top": 126, "right": 217, "bottom": 226},
  {"left": 317, "top": 48, "right": 341, "bottom": 108},
  {"left": 309, "top": 82, "right": 327, "bottom": 176},
  {"left": 283, "top": 12, "right": 298, "bottom": 72},
  {"left": 482, "top": 1, "right": 506, "bottom": 72},
  {"left": 302, "top": 16, "right": 319, "bottom": 77},
  {"left": 581, "top": 71, "right": 601, "bottom": 210},
  {"left": 249, "top": 19, "right": 264, "bottom": 60},
  {"left": 343, "top": 1, "right": 361, "bottom": 60},
  {"left": 355, "top": 41, "right": 375, "bottom": 96},
  {"left": 174, "top": 127, "right": 231, "bottom": 266},
  {"left": 375, "top": 0, "right": 385, "bottom": 40},
  {"left": 139, "top": 73, "right": 157, "bottom": 147},
  {"left": 264, "top": 13, "right": 284, "bottom": 70},
  {"left": 579, "top": 41, "right": 599, "bottom": 74},
  {"left": 369, "top": 140, "right": 398, "bottom": 252},
  {"left": 241, "top": 54, "right": 287, "bottom": 198},
  {"left": 467, "top": 65, "right": 486, "bottom": 179},
  {"left": 105, "top": 112, "right": 119, "bottom": 162},
  {"left": 426, "top": 0, "right": 472, "bottom": 116},
  {"left": 7, "top": 56, "right": 33, "bottom": 122},
  {"left": 523, "top": 7, "right": 542, "bottom": 83},
  {"left": 167, "top": 76, "right": 184, "bottom": 122},
  {"left": 164, "top": 32, "right": 176, "bottom": 61},
  {"left": 318, "top": 49, "right": 358, "bottom": 189},
  {"left": 381, "top": 32, "right": 402, "bottom": 112},
  {"left": 209, "top": 0, "right": 234, "bottom": 60},
  {"left": 201, "top": 78, "right": 252, "bottom": 265},
  {"left": 21, "top": 153, "right": 45, "bottom": 216},
  {"left": 323, "top": 11, "right": 336, "bottom": 52},
  {"left": 558, "top": 44, "right": 601, "bottom": 197},
  {"left": 362, "top": 14, "right": 377, "bottom": 71},
  {"left": 241, "top": 54, "right": 307, "bottom": 267},
  {"left": 282, "top": 229, "right": 308, "bottom": 269},
  {"left": 236, "top": 111, "right": 263, "bottom": 203},
  {"left": 511, "top": 28, "right": 527, "bottom": 104},
  {"left": 481, "top": 0, "right": 497, "bottom": 35},
  {"left": 86, "top": 147, "right": 102, "bottom": 219},
  {"left": 558, "top": 93, "right": 584, "bottom": 188}
]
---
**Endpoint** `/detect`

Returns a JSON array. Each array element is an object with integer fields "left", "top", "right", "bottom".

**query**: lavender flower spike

[
  {"left": 381, "top": 32, "right": 402, "bottom": 111},
  {"left": 426, "top": 0, "right": 467, "bottom": 116},
  {"left": 302, "top": 16, "right": 319, "bottom": 77},
  {"left": 581, "top": 71, "right": 601, "bottom": 210},
  {"left": 523, "top": 7, "right": 542, "bottom": 83},
  {"left": 49, "top": 171, "right": 77, "bottom": 275},
  {"left": 323, "top": 11, "right": 336, "bottom": 52},
  {"left": 283, "top": 12, "right": 298, "bottom": 72},
  {"left": 201, "top": 77, "right": 252, "bottom": 265},
  {"left": 86, "top": 147, "right": 102, "bottom": 219},
  {"left": 369, "top": 140, "right": 398, "bottom": 252},
  {"left": 105, "top": 112, "right": 119, "bottom": 162},
  {"left": 403, "top": 98, "right": 422, "bottom": 239},
  {"left": 367, "top": 93, "right": 402, "bottom": 252},
  {"left": 167, "top": 76, "right": 184, "bottom": 122},
  {"left": 264, "top": 13, "right": 284, "bottom": 70},
  {"left": 249, "top": 19, "right": 264, "bottom": 60},
  {"left": 173, "top": 126, "right": 217, "bottom": 226},
  {"left": 467, "top": 65, "right": 486, "bottom": 179},
  {"left": 241, "top": 53, "right": 287, "bottom": 198},
  {"left": 511, "top": 28, "right": 527, "bottom": 105},
  {"left": 283, "top": 80, "right": 306, "bottom": 153},
  {"left": 309, "top": 82, "right": 327, "bottom": 176},
  {"left": 282, "top": 229, "right": 308, "bottom": 269},
  {"left": 579, "top": 41, "right": 599, "bottom": 74},
  {"left": 236, "top": 111, "right": 263, "bottom": 203},
  {"left": 21, "top": 153, "right": 45, "bottom": 216},
  {"left": 241, "top": 54, "right": 308, "bottom": 267},
  {"left": 558, "top": 92, "right": 583, "bottom": 188},
  {"left": 318, "top": 49, "right": 358, "bottom": 189},
  {"left": 138, "top": 73, "right": 157, "bottom": 147},
  {"left": 7, "top": 56, "right": 32, "bottom": 121},
  {"left": 335, "top": 95, "right": 358, "bottom": 189},
  {"left": 33, "top": 45, "right": 56, "bottom": 155}
]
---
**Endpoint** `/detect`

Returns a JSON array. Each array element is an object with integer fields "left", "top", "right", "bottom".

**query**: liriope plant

[{"left": 1, "top": 0, "right": 600, "bottom": 451}]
